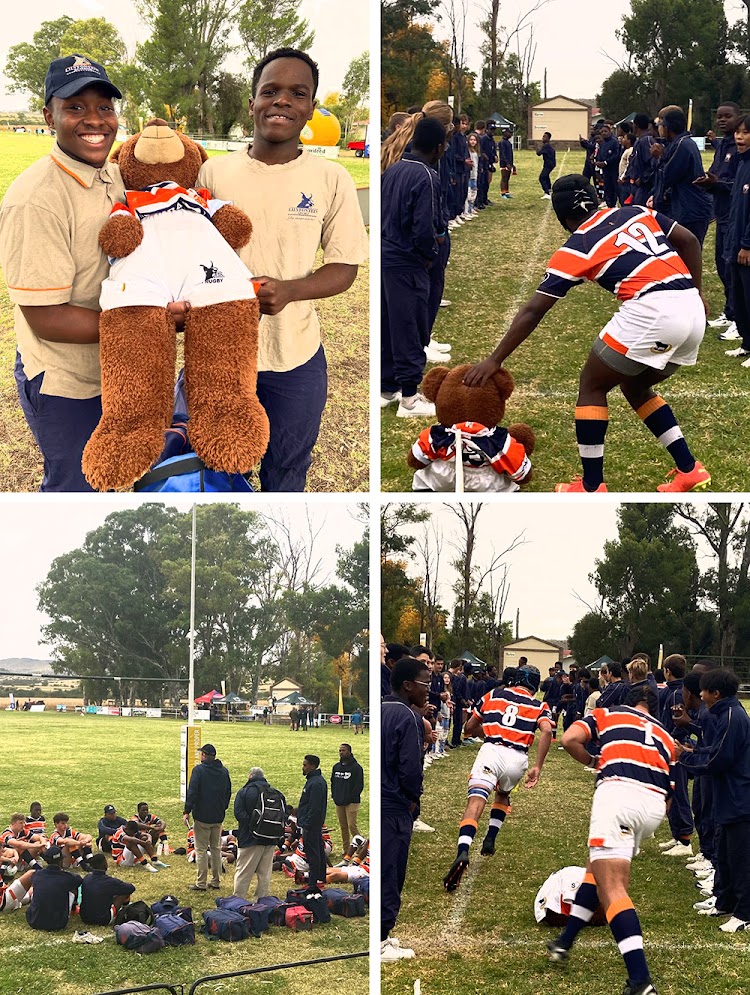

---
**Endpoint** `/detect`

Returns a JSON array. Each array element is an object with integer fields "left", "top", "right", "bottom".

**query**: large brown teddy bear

[
  {"left": 406, "top": 364, "right": 536, "bottom": 492},
  {"left": 82, "top": 119, "right": 269, "bottom": 491}
]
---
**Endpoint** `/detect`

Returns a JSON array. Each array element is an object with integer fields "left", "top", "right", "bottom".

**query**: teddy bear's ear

[
  {"left": 421, "top": 366, "right": 451, "bottom": 402},
  {"left": 490, "top": 367, "right": 515, "bottom": 399}
]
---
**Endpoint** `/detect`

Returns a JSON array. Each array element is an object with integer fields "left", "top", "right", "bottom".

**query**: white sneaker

[
  {"left": 447, "top": 220, "right": 459, "bottom": 230},
  {"left": 694, "top": 868, "right": 714, "bottom": 880},
  {"left": 381, "top": 938, "right": 415, "bottom": 962},
  {"left": 725, "top": 347, "right": 750, "bottom": 357},
  {"left": 694, "top": 896, "right": 717, "bottom": 911},
  {"left": 707, "top": 312, "right": 730, "bottom": 327},
  {"left": 541, "top": 193, "right": 551, "bottom": 199},
  {"left": 689, "top": 859, "right": 713, "bottom": 873},
  {"left": 396, "top": 394, "right": 436, "bottom": 418},
  {"left": 380, "top": 390, "right": 401, "bottom": 408},
  {"left": 73, "top": 931, "right": 104, "bottom": 944},
  {"left": 686, "top": 852, "right": 705, "bottom": 866},
  {"left": 152, "top": 859, "right": 170, "bottom": 868},
  {"left": 658, "top": 839, "right": 679, "bottom": 851},
  {"left": 720, "top": 324, "right": 741, "bottom": 341},
  {"left": 665, "top": 842, "right": 693, "bottom": 857},
  {"left": 719, "top": 916, "right": 750, "bottom": 932},
  {"left": 141, "top": 862, "right": 160, "bottom": 872},
  {"left": 429, "top": 337, "right": 452, "bottom": 353},
  {"left": 412, "top": 818, "right": 435, "bottom": 832},
  {"left": 741, "top": 356, "right": 750, "bottom": 368},
  {"left": 698, "top": 906, "right": 730, "bottom": 916},
  {"left": 699, "top": 885, "right": 714, "bottom": 897},
  {"left": 439, "top": 299, "right": 451, "bottom": 308},
  {"left": 425, "top": 345, "right": 449, "bottom": 363}
]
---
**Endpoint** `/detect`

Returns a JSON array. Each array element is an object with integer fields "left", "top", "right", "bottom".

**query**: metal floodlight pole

[{"left": 188, "top": 503, "right": 197, "bottom": 726}]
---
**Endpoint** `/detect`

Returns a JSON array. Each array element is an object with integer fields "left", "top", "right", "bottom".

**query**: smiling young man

[
  {"left": 0, "top": 55, "right": 126, "bottom": 491},
  {"left": 198, "top": 48, "right": 369, "bottom": 492}
]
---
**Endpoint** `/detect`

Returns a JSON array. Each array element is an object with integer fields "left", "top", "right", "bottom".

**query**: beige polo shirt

[
  {"left": 197, "top": 149, "right": 368, "bottom": 373},
  {"left": 0, "top": 142, "right": 124, "bottom": 398}
]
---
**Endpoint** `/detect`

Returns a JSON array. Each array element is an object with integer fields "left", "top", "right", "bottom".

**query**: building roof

[
  {"left": 532, "top": 95, "right": 592, "bottom": 110},
  {"left": 504, "top": 635, "right": 562, "bottom": 651}
]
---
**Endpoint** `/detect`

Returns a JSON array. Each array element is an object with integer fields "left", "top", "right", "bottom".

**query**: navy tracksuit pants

[
  {"left": 692, "top": 776, "right": 716, "bottom": 862},
  {"left": 716, "top": 221, "right": 735, "bottom": 320},
  {"left": 303, "top": 827, "right": 327, "bottom": 889},
  {"left": 381, "top": 266, "right": 430, "bottom": 395},
  {"left": 715, "top": 820, "right": 750, "bottom": 920},
  {"left": 667, "top": 760, "right": 694, "bottom": 840},
  {"left": 732, "top": 262, "right": 750, "bottom": 350},
  {"left": 427, "top": 235, "right": 451, "bottom": 330},
  {"left": 381, "top": 811, "right": 414, "bottom": 940}
]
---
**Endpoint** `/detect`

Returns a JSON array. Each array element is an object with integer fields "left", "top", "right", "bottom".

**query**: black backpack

[
  {"left": 251, "top": 785, "right": 286, "bottom": 843},
  {"left": 113, "top": 900, "right": 153, "bottom": 926}
]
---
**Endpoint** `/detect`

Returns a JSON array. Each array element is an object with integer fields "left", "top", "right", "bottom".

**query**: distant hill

[{"left": 0, "top": 658, "right": 55, "bottom": 675}]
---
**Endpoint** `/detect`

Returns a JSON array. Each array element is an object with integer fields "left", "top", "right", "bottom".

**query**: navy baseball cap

[{"left": 45, "top": 55, "right": 122, "bottom": 106}]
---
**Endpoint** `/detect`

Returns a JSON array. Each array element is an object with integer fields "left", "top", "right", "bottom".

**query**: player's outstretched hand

[
  {"left": 463, "top": 357, "right": 501, "bottom": 387},
  {"left": 525, "top": 766, "right": 541, "bottom": 789}
]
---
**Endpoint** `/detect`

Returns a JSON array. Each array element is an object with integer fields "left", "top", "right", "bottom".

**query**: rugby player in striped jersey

[
  {"left": 547, "top": 685, "right": 676, "bottom": 995},
  {"left": 465, "top": 174, "right": 710, "bottom": 494},
  {"left": 443, "top": 665, "right": 553, "bottom": 891}
]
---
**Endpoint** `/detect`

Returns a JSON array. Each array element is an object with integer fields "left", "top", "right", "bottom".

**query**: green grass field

[
  {"left": 0, "top": 713, "right": 369, "bottom": 995},
  {"left": 382, "top": 148, "right": 748, "bottom": 493},
  {"left": 0, "top": 133, "right": 369, "bottom": 493},
  {"left": 382, "top": 738, "right": 750, "bottom": 995}
]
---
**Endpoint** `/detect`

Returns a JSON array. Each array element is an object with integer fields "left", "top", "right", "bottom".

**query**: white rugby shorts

[
  {"left": 100, "top": 210, "right": 257, "bottom": 312},
  {"left": 344, "top": 865, "right": 368, "bottom": 883},
  {"left": 469, "top": 741, "right": 528, "bottom": 796},
  {"left": 595, "top": 288, "right": 704, "bottom": 373},
  {"left": 588, "top": 780, "right": 666, "bottom": 861}
]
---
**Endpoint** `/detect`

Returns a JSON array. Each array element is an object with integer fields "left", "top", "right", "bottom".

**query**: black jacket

[
  {"left": 233, "top": 775, "right": 286, "bottom": 848},
  {"left": 330, "top": 756, "right": 364, "bottom": 806},
  {"left": 382, "top": 695, "right": 424, "bottom": 817},
  {"left": 184, "top": 758, "right": 232, "bottom": 824},
  {"left": 298, "top": 768, "right": 328, "bottom": 831}
]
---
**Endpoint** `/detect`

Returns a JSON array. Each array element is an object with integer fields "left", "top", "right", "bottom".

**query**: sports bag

[
  {"left": 284, "top": 905, "right": 313, "bottom": 931},
  {"left": 321, "top": 888, "right": 366, "bottom": 917},
  {"left": 114, "top": 920, "right": 165, "bottom": 954},
  {"left": 215, "top": 897, "right": 270, "bottom": 936},
  {"left": 286, "top": 887, "right": 331, "bottom": 923},
  {"left": 134, "top": 377, "right": 254, "bottom": 493},
  {"left": 255, "top": 895, "right": 292, "bottom": 926},
  {"left": 354, "top": 876, "right": 369, "bottom": 903},
  {"left": 113, "top": 900, "right": 153, "bottom": 926},
  {"left": 201, "top": 908, "right": 251, "bottom": 941},
  {"left": 251, "top": 785, "right": 286, "bottom": 843},
  {"left": 153, "top": 913, "right": 196, "bottom": 945}
]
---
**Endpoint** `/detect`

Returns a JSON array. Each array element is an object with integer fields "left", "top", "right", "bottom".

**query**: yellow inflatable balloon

[{"left": 300, "top": 108, "right": 341, "bottom": 147}]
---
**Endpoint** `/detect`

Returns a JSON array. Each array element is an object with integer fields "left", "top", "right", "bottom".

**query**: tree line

[
  {"left": 6, "top": 2, "right": 369, "bottom": 139},
  {"left": 569, "top": 504, "right": 750, "bottom": 678},
  {"left": 38, "top": 504, "right": 369, "bottom": 711}
]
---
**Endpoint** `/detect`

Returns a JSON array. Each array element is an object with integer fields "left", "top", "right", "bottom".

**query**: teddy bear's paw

[
  {"left": 82, "top": 423, "right": 167, "bottom": 492},
  {"left": 189, "top": 401, "right": 270, "bottom": 473}
]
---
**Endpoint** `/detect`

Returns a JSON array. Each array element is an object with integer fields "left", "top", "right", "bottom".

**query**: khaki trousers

[
  {"left": 194, "top": 820, "right": 222, "bottom": 888},
  {"left": 232, "top": 844, "right": 275, "bottom": 899},
  {"left": 335, "top": 802, "right": 360, "bottom": 851}
]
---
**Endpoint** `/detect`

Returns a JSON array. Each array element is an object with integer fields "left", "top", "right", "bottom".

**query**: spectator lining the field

[
  {"left": 464, "top": 174, "right": 709, "bottom": 494},
  {"left": 655, "top": 655, "right": 694, "bottom": 856},
  {"left": 629, "top": 113, "right": 657, "bottom": 207},
  {"left": 597, "top": 661, "right": 629, "bottom": 708},
  {"left": 650, "top": 107, "right": 712, "bottom": 247},
  {"left": 383, "top": 643, "right": 410, "bottom": 699},
  {"left": 381, "top": 656, "right": 428, "bottom": 962},
  {"left": 724, "top": 114, "right": 750, "bottom": 362},
  {"left": 676, "top": 668, "right": 750, "bottom": 933},
  {"left": 536, "top": 132, "right": 556, "bottom": 199},
  {"left": 331, "top": 743, "right": 364, "bottom": 852}
]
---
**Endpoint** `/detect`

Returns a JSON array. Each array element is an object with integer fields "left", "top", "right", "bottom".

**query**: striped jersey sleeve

[
  {"left": 411, "top": 423, "right": 531, "bottom": 481},
  {"left": 574, "top": 706, "right": 676, "bottom": 796},
  {"left": 536, "top": 206, "right": 693, "bottom": 303},
  {"left": 474, "top": 687, "right": 554, "bottom": 752}
]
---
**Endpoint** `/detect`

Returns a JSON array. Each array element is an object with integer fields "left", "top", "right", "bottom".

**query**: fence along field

[
  {"left": 381, "top": 148, "right": 750, "bottom": 493},
  {"left": 0, "top": 713, "right": 369, "bottom": 995}
]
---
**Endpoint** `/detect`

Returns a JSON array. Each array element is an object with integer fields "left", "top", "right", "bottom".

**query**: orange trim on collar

[{"left": 50, "top": 155, "right": 89, "bottom": 188}]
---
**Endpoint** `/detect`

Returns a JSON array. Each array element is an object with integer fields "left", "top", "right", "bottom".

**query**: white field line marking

[
  {"left": 493, "top": 150, "right": 569, "bottom": 332},
  {"left": 2, "top": 935, "right": 110, "bottom": 954},
  {"left": 515, "top": 387, "right": 750, "bottom": 401}
]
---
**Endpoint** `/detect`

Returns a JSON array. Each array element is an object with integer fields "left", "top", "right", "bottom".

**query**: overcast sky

[
  {"left": 0, "top": 0, "right": 369, "bottom": 112},
  {"left": 429, "top": 0, "right": 746, "bottom": 104},
  {"left": 393, "top": 502, "right": 620, "bottom": 643},
  {"left": 0, "top": 497, "right": 367, "bottom": 659}
]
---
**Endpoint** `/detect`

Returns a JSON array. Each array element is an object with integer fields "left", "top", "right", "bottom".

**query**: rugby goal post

[{"left": 180, "top": 724, "right": 202, "bottom": 803}]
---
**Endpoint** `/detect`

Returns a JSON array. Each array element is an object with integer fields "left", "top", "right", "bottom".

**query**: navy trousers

[
  {"left": 451, "top": 706, "right": 464, "bottom": 747},
  {"left": 302, "top": 826, "right": 327, "bottom": 889},
  {"left": 256, "top": 346, "right": 327, "bottom": 492},
  {"left": 715, "top": 221, "right": 735, "bottom": 320},
  {"left": 667, "top": 760, "right": 694, "bottom": 840},
  {"left": 427, "top": 235, "right": 451, "bottom": 331},
  {"left": 681, "top": 218, "right": 709, "bottom": 248},
  {"left": 381, "top": 267, "right": 430, "bottom": 396},
  {"left": 602, "top": 171, "right": 618, "bottom": 208},
  {"left": 381, "top": 811, "right": 414, "bottom": 940},
  {"left": 15, "top": 353, "right": 101, "bottom": 492},
  {"left": 477, "top": 169, "right": 489, "bottom": 207},
  {"left": 715, "top": 820, "right": 750, "bottom": 920},
  {"left": 732, "top": 262, "right": 750, "bottom": 350},
  {"left": 539, "top": 166, "right": 553, "bottom": 195},
  {"left": 692, "top": 777, "right": 715, "bottom": 862}
]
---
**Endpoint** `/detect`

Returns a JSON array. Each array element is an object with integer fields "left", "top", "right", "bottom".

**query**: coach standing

[
  {"left": 297, "top": 754, "right": 328, "bottom": 890},
  {"left": 331, "top": 743, "right": 364, "bottom": 852},
  {"left": 183, "top": 744, "right": 232, "bottom": 892}
]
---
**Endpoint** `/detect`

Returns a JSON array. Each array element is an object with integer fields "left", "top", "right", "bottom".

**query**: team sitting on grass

[
  {"left": 381, "top": 101, "right": 750, "bottom": 494},
  {"left": 0, "top": 797, "right": 369, "bottom": 934}
]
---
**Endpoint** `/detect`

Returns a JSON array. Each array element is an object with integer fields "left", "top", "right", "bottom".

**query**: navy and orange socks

[
  {"left": 637, "top": 397, "right": 695, "bottom": 473},
  {"left": 575, "top": 406, "right": 609, "bottom": 489}
]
